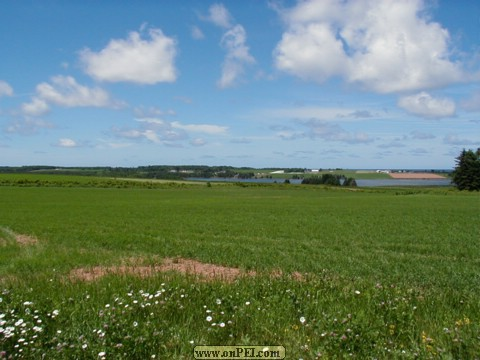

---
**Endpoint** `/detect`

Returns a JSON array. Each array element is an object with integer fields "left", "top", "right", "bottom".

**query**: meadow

[{"left": 0, "top": 175, "right": 478, "bottom": 359}]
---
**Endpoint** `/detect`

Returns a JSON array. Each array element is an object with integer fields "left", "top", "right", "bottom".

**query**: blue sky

[{"left": 0, "top": 0, "right": 479, "bottom": 169}]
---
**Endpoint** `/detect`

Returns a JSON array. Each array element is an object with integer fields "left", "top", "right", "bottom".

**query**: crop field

[{"left": 0, "top": 175, "right": 479, "bottom": 359}]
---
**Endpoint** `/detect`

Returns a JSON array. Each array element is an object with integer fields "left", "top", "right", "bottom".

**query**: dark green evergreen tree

[
  {"left": 343, "top": 177, "right": 357, "bottom": 187},
  {"left": 452, "top": 148, "right": 480, "bottom": 191}
]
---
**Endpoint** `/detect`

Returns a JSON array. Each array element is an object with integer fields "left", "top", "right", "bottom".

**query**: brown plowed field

[{"left": 389, "top": 173, "right": 446, "bottom": 179}]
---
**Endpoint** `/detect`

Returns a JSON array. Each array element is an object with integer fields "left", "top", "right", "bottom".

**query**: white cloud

[
  {"left": 80, "top": 27, "right": 177, "bottom": 84},
  {"left": 274, "top": 22, "right": 347, "bottom": 83},
  {"left": 36, "top": 75, "right": 116, "bottom": 108},
  {"left": 398, "top": 92, "right": 456, "bottom": 118},
  {"left": 57, "top": 138, "right": 78, "bottom": 148},
  {"left": 113, "top": 117, "right": 227, "bottom": 145},
  {"left": 218, "top": 25, "right": 255, "bottom": 88},
  {"left": 190, "top": 138, "right": 207, "bottom": 146},
  {"left": 291, "top": 119, "right": 373, "bottom": 144},
  {"left": 191, "top": 26, "right": 205, "bottom": 40},
  {"left": 259, "top": 106, "right": 388, "bottom": 121},
  {"left": 171, "top": 121, "right": 228, "bottom": 135},
  {"left": 0, "top": 81, "right": 13, "bottom": 97},
  {"left": 206, "top": 3, "right": 233, "bottom": 28},
  {"left": 203, "top": 4, "right": 255, "bottom": 88},
  {"left": 5, "top": 118, "right": 55, "bottom": 135},
  {"left": 21, "top": 97, "right": 50, "bottom": 116},
  {"left": 274, "top": 0, "right": 465, "bottom": 93},
  {"left": 103, "top": 141, "right": 133, "bottom": 149}
]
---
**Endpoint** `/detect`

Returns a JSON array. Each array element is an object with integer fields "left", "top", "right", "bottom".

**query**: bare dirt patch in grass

[
  {"left": 388, "top": 173, "right": 446, "bottom": 179},
  {"left": 0, "top": 227, "right": 38, "bottom": 246},
  {"left": 69, "top": 257, "right": 304, "bottom": 282},
  {"left": 14, "top": 233, "right": 38, "bottom": 246}
]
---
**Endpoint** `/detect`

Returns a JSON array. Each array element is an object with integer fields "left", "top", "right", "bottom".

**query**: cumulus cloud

[
  {"left": 171, "top": 121, "right": 228, "bottom": 135},
  {"left": 274, "top": 0, "right": 465, "bottom": 93},
  {"left": 206, "top": 3, "right": 233, "bottom": 28},
  {"left": 218, "top": 25, "right": 255, "bottom": 88},
  {"left": 57, "top": 138, "right": 78, "bottom": 148},
  {"left": 0, "top": 81, "right": 13, "bottom": 97},
  {"left": 112, "top": 117, "right": 228, "bottom": 145},
  {"left": 191, "top": 26, "right": 205, "bottom": 40},
  {"left": 35, "top": 75, "right": 116, "bottom": 108},
  {"left": 80, "top": 27, "right": 177, "bottom": 84},
  {"left": 203, "top": 4, "right": 255, "bottom": 88},
  {"left": 398, "top": 92, "right": 456, "bottom": 118},
  {"left": 21, "top": 97, "right": 50, "bottom": 117}
]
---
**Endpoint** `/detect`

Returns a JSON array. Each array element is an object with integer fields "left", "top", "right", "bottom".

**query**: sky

[{"left": 0, "top": 0, "right": 479, "bottom": 169}]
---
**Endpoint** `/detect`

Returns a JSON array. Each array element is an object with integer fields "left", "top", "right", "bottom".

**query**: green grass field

[{"left": 0, "top": 176, "right": 478, "bottom": 358}]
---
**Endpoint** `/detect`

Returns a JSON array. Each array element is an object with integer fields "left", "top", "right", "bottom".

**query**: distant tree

[
  {"left": 343, "top": 177, "right": 357, "bottom": 187},
  {"left": 452, "top": 148, "right": 480, "bottom": 191},
  {"left": 321, "top": 173, "right": 341, "bottom": 186}
]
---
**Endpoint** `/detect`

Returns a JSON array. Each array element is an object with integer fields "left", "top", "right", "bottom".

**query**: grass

[{"left": 0, "top": 176, "right": 478, "bottom": 358}]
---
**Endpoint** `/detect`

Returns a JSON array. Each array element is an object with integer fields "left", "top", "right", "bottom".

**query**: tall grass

[{"left": 0, "top": 179, "right": 478, "bottom": 358}]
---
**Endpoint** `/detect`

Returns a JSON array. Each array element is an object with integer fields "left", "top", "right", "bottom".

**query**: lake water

[{"left": 187, "top": 178, "right": 453, "bottom": 187}]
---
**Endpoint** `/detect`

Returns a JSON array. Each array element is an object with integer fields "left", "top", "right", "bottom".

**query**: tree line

[{"left": 301, "top": 173, "right": 357, "bottom": 187}]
